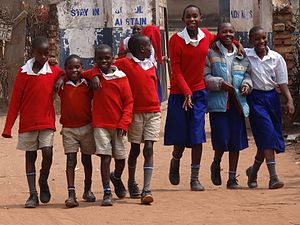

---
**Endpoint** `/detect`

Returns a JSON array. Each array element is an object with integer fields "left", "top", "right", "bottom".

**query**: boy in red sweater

[
  {"left": 2, "top": 36, "right": 64, "bottom": 208},
  {"left": 84, "top": 44, "right": 133, "bottom": 206},
  {"left": 58, "top": 54, "right": 96, "bottom": 208},
  {"left": 114, "top": 35, "right": 161, "bottom": 204}
]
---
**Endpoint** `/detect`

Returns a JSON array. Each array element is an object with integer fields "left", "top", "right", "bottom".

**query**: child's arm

[
  {"left": 117, "top": 77, "right": 134, "bottom": 135},
  {"left": 82, "top": 69, "right": 102, "bottom": 90},
  {"left": 241, "top": 62, "right": 253, "bottom": 96},
  {"left": 204, "top": 55, "right": 224, "bottom": 91},
  {"left": 169, "top": 36, "right": 192, "bottom": 96},
  {"left": 2, "top": 71, "right": 26, "bottom": 138},
  {"left": 275, "top": 55, "right": 295, "bottom": 119}
]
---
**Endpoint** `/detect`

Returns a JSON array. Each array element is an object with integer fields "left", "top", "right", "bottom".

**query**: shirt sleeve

[
  {"left": 2, "top": 70, "right": 26, "bottom": 137},
  {"left": 117, "top": 77, "right": 133, "bottom": 131},
  {"left": 275, "top": 54, "right": 288, "bottom": 85},
  {"left": 169, "top": 35, "right": 192, "bottom": 95}
]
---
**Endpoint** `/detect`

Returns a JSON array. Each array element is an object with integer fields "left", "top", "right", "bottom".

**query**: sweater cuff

[{"left": 2, "top": 129, "right": 12, "bottom": 138}]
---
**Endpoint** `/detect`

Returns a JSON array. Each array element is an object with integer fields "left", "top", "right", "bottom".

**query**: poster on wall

[{"left": 230, "top": 0, "right": 254, "bottom": 32}]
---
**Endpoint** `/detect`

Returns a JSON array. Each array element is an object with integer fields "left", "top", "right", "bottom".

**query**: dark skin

[
  {"left": 93, "top": 47, "right": 127, "bottom": 187},
  {"left": 64, "top": 58, "right": 93, "bottom": 192},
  {"left": 250, "top": 28, "right": 295, "bottom": 161},
  {"left": 118, "top": 24, "right": 143, "bottom": 57}
]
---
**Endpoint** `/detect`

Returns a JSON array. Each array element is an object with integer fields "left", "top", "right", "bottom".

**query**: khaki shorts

[
  {"left": 17, "top": 129, "right": 54, "bottom": 151},
  {"left": 94, "top": 128, "right": 127, "bottom": 159},
  {"left": 128, "top": 112, "right": 161, "bottom": 144},
  {"left": 61, "top": 124, "right": 95, "bottom": 155}
]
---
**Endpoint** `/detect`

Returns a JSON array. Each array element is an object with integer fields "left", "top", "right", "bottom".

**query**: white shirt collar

[
  {"left": 131, "top": 56, "right": 155, "bottom": 70},
  {"left": 65, "top": 78, "right": 88, "bottom": 87},
  {"left": 21, "top": 58, "right": 52, "bottom": 75},
  {"left": 177, "top": 27, "right": 205, "bottom": 47},
  {"left": 102, "top": 66, "right": 126, "bottom": 80},
  {"left": 218, "top": 41, "right": 237, "bottom": 56},
  {"left": 245, "top": 47, "right": 276, "bottom": 60}
]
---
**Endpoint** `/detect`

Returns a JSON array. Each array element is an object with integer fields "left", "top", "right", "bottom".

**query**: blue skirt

[
  {"left": 209, "top": 98, "right": 248, "bottom": 151},
  {"left": 247, "top": 89, "right": 285, "bottom": 153},
  {"left": 164, "top": 90, "right": 207, "bottom": 148}
]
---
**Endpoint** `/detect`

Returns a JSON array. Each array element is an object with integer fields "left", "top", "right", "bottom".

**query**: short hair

[
  {"left": 182, "top": 5, "right": 201, "bottom": 18},
  {"left": 217, "top": 22, "right": 235, "bottom": 34},
  {"left": 64, "top": 54, "right": 81, "bottom": 68},
  {"left": 94, "top": 44, "right": 112, "bottom": 55},
  {"left": 249, "top": 26, "right": 264, "bottom": 39},
  {"left": 32, "top": 36, "right": 49, "bottom": 49},
  {"left": 128, "top": 34, "right": 149, "bottom": 55}
]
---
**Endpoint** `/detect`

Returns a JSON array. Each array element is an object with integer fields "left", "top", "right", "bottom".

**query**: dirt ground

[{"left": 0, "top": 105, "right": 299, "bottom": 225}]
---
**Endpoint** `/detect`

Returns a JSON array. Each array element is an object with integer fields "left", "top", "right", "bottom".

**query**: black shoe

[
  {"left": 141, "top": 190, "right": 153, "bottom": 205},
  {"left": 39, "top": 181, "right": 51, "bottom": 204},
  {"left": 101, "top": 191, "right": 113, "bottom": 206},
  {"left": 24, "top": 193, "right": 39, "bottom": 208},
  {"left": 269, "top": 176, "right": 284, "bottom": 189},
  {"left": 190, "top": 180, "right": 205, "bottom": 191},
  {"left": 65, "top": 196, "right": 79, "bottom": 208},
  {"left": 128, "top": 181, "right": 141, "bottom": 199},
  {"left": 210, "top": 161, "right": 221, "bottom": 186},
  {"left": 110, "top": 172, "right": 126, "bottom": 199},
  {"left": 169, "top": 158, "right": 180, "bottom": 185},
  {"left": 226, "top": 178, "right": 242, "bottom": 189},
  {"left": 82, "top": 190, "right": 96, "bottom": 202},
  {"left": 246, "top": 166, "right": 258, "bottom": 188}
]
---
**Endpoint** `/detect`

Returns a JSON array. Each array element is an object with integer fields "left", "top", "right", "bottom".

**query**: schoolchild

[
  {"left": 245, "top": 26, "right": 294, "bottom": 189},
  {"left": 114, "top": 34, "right": 161, "bottom": 204},
  {"left": 84, "top": 44, "right": 133, "bottom": 206},
  {"left": 204, "top": 22, "right": 253, "bottom": 189},
  {"left": 58, "top": 54, "right": 96, "bottom": 208},
  {"left": 2, "top": 36, "right": 64, "bottom": 208},
  {"left": 118, "top": 24, "right": 143, "bottom": 57}
]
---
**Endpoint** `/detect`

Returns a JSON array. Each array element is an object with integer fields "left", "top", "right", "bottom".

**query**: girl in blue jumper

[{"left": 205, "top": 23, "right": 253, "bottom": 189}]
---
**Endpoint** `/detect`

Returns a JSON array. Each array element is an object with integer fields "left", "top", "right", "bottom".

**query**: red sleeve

[
  {"left": 201, "top": 29, "right": 216, "bottom": 44},
  {"left": 117, "top": 77, "right": 133, "bottom": 131},
  {"left": 2, "top": 70, "right": 26, "bottom": 137},
  {"left": 169, "top": 35, "right": 192, "bottom": 96},
  {"left": 82, "top": 67, "right": 101, "bottom": 80}
]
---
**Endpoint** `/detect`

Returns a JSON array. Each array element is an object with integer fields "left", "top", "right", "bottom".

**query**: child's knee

[
  {"left": 41, "top": 147, "right": 53, "bottom": 158},
  {"left": 67, "top": 153, "right": 77, "bottom": 170},
  {"left": 100, "top": 155, "right": 111, "bottom": 164}
]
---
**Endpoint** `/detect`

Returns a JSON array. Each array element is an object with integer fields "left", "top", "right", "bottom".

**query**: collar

[
  {"left": 21, "top": 58, "right": 52, "bottom": 75},
  {"left": 217, "top": 41, "right": 239, "bottom": 58},
  {"left": 102, "top": 66, "right": 126, "bottom": 80},
  {"left": 245, "top": 47, "right": 276, "bottom": 60},
  {"left": 65, "top": 78, "right": 88, "bottom": 87},
  {"left": 131, "top": 56, "right": 155, "bottom": 70},
  {"left": 177, "top": 27, "right": 205, "bottom": 46}
]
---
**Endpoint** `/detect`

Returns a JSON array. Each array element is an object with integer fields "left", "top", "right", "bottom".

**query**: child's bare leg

[
  {"left": 25, "top": 151, "right": 39, "bottom": 208},
  {"left": 127, "top": 143, "right": 141, "bottom": 198},
  {"left": 141, "top": 140, "right": 154, "bottom": 204},
  {"left": 39, "top": 147, "right": 53, "bottom": 203},
  {"left": 210, "top": 150, "right": 224, "bottom": 186},
  {"left": 264, "top": 149, "right": 284, "bottom": 189},
  {"left": 110, "top": 159, "right": 126, "bottom": 199},
  {"left": 100, "top": 155, "right": 113, "bottom": 206},
  {"left": 81, "top": 153, "right": 95, "bottom": 202},
  {"left": 169, "top": 145, "right": 185, "bottom": 185},
  {"left": 246, "top": 149, "right": 264, "bottom": 188},
  {"left": 227, "top": 151, "right": 242, "bottom": 189},
  {"left": 190, "top": 144, "right": 204, "bottom": 191},
  {"left": 65, "top": 153, "right": 79, "bottom": 208}
]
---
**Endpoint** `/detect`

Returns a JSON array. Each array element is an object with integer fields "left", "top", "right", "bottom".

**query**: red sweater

[
  {"left": 114, "top": 58, "right": 160, "bottom": 113},
  {"left": 169, "top": 29, "right": 215, "bottom": 95},
  {"left": 83, "top": 67, "right": 133, "bottom": 131},
  {"left": 2, "top": 65, "right": 64, "bottom": 137},
  {"left": 58, "top": 81, "right": 93, "bottom": 128}
]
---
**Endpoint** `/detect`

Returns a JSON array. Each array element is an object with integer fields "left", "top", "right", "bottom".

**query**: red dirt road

[{"left": 0, "top": 106, "right": 299, "bottom": 225}]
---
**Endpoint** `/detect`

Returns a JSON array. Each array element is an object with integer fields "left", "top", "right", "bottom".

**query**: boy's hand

[
  {"left": 92, "top": 76, "right": 102, "bottom": 90},
  {"left": 117, "top": 128, "right": 127, "bottom": 137},
  {"left": 54, "top": 77, "right": 64, "bottom": 93},
  {"left": 240, "top": 84, "right": 250, "bottom": 96},
  {"left": 285, "top": 100, "right": 295, "bottom": 120},
  {"left": 182, "top": 95, "right": 193, "bottom": 111},
  {"left": 237, "top": 42, "right": 245, "bottom": 56},
  {"left": 221, "top": 81, "right": 234, "bottom": 94}
]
